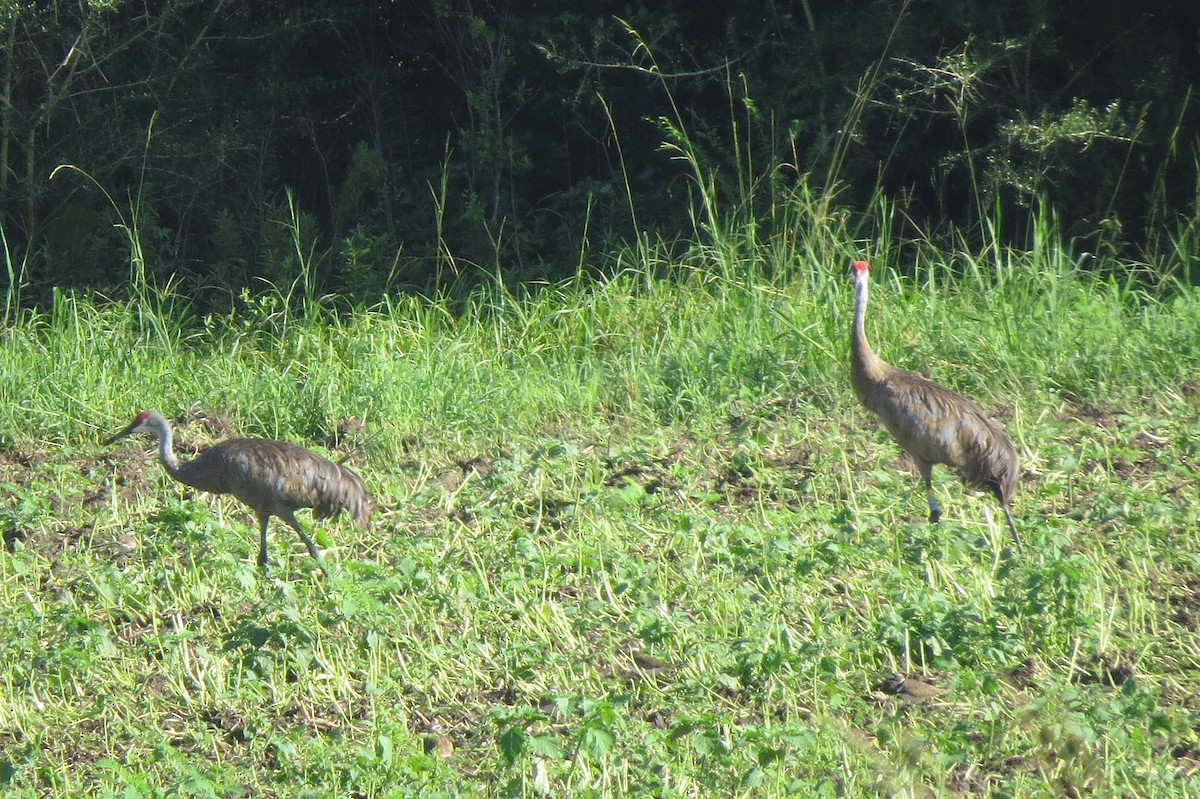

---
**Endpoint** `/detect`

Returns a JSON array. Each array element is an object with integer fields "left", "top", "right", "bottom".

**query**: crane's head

[
  {"left": 850, "top": 259, "right": 870, "bottom": 288},
  {"left": 104, "top": 410, "right": 164, "bottom": 445}
]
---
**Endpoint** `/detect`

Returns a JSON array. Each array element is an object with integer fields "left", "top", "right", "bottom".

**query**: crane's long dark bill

[{"left": 104, "top": 425, "right": 136, "bottom": 445}]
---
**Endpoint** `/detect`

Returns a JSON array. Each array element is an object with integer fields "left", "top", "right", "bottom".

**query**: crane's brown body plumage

[
  {"left": 106, "top": 410, "right": 371, "bottom": 573},
  {"left": 849, "top": 260, "right": 1020, "bottom": 543}
]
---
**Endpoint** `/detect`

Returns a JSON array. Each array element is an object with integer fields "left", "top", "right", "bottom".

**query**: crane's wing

[
  {"left": 867, "top": 369, "right": 1017, "bottom": 497},
  {"left": 182, "top": 439, "right": 371, "bottom": 527}
]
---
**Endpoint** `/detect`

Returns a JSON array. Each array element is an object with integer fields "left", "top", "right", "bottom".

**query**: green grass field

[{"left": 1, "top": 241, "right": 1199, "bottom": 797}]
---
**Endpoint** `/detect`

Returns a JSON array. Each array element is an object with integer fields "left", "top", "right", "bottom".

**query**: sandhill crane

[
  {"left": 849, "top": 260, "right": 1020, "bottom": 543},
  {"left": 105, "top": 410, "right": 371, "bottom": 575}
]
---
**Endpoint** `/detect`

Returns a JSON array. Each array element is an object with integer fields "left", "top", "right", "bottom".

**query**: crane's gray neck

[
  {"left": 851, "top": 275, "right": 873, "bottom": 360},
  {"left": 851, "top": 274, "right": 886, "bottom": 379},
  {"left": 148, "top": 413, "right": 184, "bottom": 477}
]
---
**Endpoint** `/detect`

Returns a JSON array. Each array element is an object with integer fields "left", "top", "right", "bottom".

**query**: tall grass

[{"left": 1, "top": 206, "right": 1195, "bottom": 454}]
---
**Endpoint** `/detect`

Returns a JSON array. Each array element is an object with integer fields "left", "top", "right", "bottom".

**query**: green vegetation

[
  {"left": 1, "top": 221, "right": 1199, "bottom": 796},
  {"left": 4, "top": 3, "right": 1200, "bottom": 795}
]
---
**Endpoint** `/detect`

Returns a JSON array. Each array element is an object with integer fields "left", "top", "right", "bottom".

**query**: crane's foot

[
  {"left": 293, "top": 527, "right": 331, "bottom": 578},
  {"left": 1003, "top": 507, "right": 1021, "bottom": 546},
  {"left": 927, "top": 495, "right": 942, "bottom": 524}
]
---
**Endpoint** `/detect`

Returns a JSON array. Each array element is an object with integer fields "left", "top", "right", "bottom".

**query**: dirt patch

[
  {"left": 1, "top": 447, "right": 155, "bottom": 505},
  {"left": 0, "top": 447, "right": 157, "bottom": 560},
  {"left": 1071, "top": 650, "right": 1135, "bottom": 687},
  {"left": 1174, "top": 743, "right": 1200, "bottom": 780},
  {"left": 948, "top": 761, "right": 996, "bottom": 795},
  {"left": 522, "top": 495, "right": 576, "bottom": 535},
  {"left": 324, "top": 415, "right": 366, "bottom": 449},
  {"left": 603, "top": 448, "right": 682, "bottom": 496},
  {"left": 760, "top": 440, "right": 819, "bottom": 482},
  {"left": 0, "top": 449, "right": 47, "bottom": 488},
  {"left": 182, "top": 406, "right": 233, "bottom": 440},
  {"left": 1007, "top": 657, "right": 1038, "bottom": 689},
  {"left": 456, "top": 454, "right": 493, "bottom": 479},
  {"left": 704, "top": 439, "right": 817, "bottom": 511},
  {"left": 1059, "top": 403, "right": 1128, "bottom": 429},
  {"left": 435, "top": 454, "right": 495, "bottom": 493},
  {"left": 200, "top": 706, "right": 251, "bottom": 745},
  {"left": 1105, "top": 455, "right": 1159, "bottom": 483},
  {"left": 280, "top": 697, "right": 368, "bottom": 733},
  {"left": 102, "top": 448, "right": 159, "bottom": 500},
  {"left": 1168, "top": 575, "right": 1200, "bottom": 632},
  {"left": 599, "top": 431, "right": 820, "bottom": 513}
]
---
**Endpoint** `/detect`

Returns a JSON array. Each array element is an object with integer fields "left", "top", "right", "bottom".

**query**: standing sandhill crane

[
  {"left": 105, "top": 410, "right": 371, "bottom": 575},
  {"left": 849, "top": 260, "right": 1021, "bottom": 543}
]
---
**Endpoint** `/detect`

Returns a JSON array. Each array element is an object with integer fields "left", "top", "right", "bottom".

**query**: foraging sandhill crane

[
  {"left": 849, "top": 260, "right": 1020, "bottom": 543},
  {"left": 105, "top": 410, "right": 371, "bottom": 574}
]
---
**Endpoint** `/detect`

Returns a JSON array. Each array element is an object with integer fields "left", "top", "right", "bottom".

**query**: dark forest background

[{"left": 2, "top": 0, "right": 1198, "bottom": 305}]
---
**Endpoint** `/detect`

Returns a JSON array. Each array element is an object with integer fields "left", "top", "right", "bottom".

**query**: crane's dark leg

[
  {"left": 257, "top": 513, "right": 271, "bottom": 569},
  {"left": 917, "top": 461, "right": 940, "bottom": 523},
  {"left": 1001, "top": 504, "right": 1021, "bottom": 545},
  {"left": 281, "top": 511, "right": 330, "bottom": 577}
]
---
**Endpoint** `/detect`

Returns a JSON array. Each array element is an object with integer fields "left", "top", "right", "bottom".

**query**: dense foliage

[{"left": 2, "top": 0, "right": 1198, "bottom": 303}]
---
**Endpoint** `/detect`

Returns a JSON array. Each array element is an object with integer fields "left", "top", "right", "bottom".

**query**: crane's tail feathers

[
  {"left": 312, "top": 463, "right": 372, "bottom": 529},
  {"left": 348, "top": 495, "right": 371, "bottom": 529}
]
